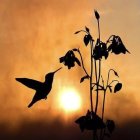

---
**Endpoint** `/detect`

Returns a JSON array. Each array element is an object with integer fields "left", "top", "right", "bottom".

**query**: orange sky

[{"left": 0, "top": 0, "right": 140, "bottom": 139}]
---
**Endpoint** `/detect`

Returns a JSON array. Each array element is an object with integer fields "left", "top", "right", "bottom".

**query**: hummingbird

[{"left": 16, "top": 67, "right": 62, "bottom": 108}]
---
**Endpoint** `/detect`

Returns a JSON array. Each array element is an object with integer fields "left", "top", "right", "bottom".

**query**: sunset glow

[
  {"left": 59, "top": 88, "right": 81, "bottom": 112},
  {"left": 0, "top": 0, "right": 140, "bottom": 139}
]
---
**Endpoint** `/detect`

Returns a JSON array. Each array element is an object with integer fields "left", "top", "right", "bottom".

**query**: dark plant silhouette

[
  {"left": 59, "top": 10, "right": 130, "bottom": 140},
  {"left": 16, "top": 67, "right": 62, "bottom": 107}
]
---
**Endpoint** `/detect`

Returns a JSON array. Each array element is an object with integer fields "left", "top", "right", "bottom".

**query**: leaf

[
  {"left": 114, "top": 83, "right": 122, "bottom": 93},
  {"left": 80, "top": 75, "right": 89, "bottom": 83},
  {"left": 84, "top": 35, "right": 91, "bottom": 46},
  {"left": 73, "top": 48, "right": 78, "bottom": 52},
  {"left": 108, "top": 86, "right": 112, "bottom": 93},
  {"left": 74, "top": 57, "right": 81, "bottom": 66},
  {"left": 85, "top": 26, "right": 90, "bottom": 33},
  {"left": 94, "top": 10, "right": 100, "bottom": 20},
  {"left": 75, "top": 111, "right": 106, "bottom": 132},
  {"left": 106, "top": 120, "right": 115, "bottom": 134},
  {"left": 74, "top": 30, "right": 81, "bottom": 34},
  {"left": 75, "top": 116, "right": 86, "bottom": 132},
  {"left": 113, "top": 70, "right": 119, "bottom": 77}
]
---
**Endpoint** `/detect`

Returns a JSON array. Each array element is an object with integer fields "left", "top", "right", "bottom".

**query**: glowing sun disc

[{"left": 59, "top": 88, "right": 81, "bottom": 112}]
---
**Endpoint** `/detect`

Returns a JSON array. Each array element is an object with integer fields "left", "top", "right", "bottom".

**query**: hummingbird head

[{"left": 45, "top": 67, "right": 62, "bottom": 83}]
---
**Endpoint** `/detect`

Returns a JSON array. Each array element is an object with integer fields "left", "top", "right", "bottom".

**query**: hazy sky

[{"left": 0, "top": 0, "right": 140, "bottom": 139}]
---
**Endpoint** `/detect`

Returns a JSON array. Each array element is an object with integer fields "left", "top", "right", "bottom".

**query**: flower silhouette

[
  {"left": 59, "top": 50, "right": 81, "bottom": 69},
  {"left": 93, "top": 39, "right": 109, "bottom": 60},
  {"left": 108, "top": 36, "right": 130, "bottom": 55}
]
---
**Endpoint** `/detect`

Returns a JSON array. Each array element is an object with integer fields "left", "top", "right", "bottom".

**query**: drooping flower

[
  {"left": 59, "top": 50, "right": 81, "bottom": 69},
  {"left": 108, "top": 36, "right": 130, "bottom": 55},
  {"left": 93, "top": 39, "right": 109, "bottom": 60}
]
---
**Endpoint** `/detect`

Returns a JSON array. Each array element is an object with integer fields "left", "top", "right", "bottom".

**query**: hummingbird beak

[{"left": 54, "top": 67, "right": 62, "bottom": 73}]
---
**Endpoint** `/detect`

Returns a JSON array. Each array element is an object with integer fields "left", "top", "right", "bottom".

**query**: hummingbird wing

[{"left": 16, "top": 78, "right": 43, "bottom": 90}]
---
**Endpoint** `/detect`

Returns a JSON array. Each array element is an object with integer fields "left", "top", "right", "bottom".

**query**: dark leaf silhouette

[
  {"left": 75, "top": 110, "right": 105, "bottom": 132},
  {"left": 94, "top": 10, "right": 100, "bottom": 20},
  {"left": 74, "top": 57, "right": 81, "bottom": 66},
  {"left": 72, "top": 48, "right": 78, "bottom": 52},
  {"left": 80, "top": 75, "right": 89, "bottom": 83},
  {"left": 113, "top": 70, "right": 119, "bottom": 77},
  {"left": 108, "top": 36, "right": 130, "bottom": 55},
  {"left": 114, "top": 83, "right": 122, "bottom": 93},
  {"left": 108, "top": 86, "right": 112, "bottom": 93},
  {"left": 16, "top": 68, "right": 62, "bottom": 108},
  {"left": 85, "top": 26, "right": 90, "bottom": 33},
  {"left": 84, "top": 34, "right": 91, "bottom": 46},
  {"left": 59, "top": 50, "right": 81, "bottom": 69},
  {"left": 75, "top": 116, "right": 87, "bottom": 132},
  {"left": 106, "top": 120, "right": 115, "bottom": 133},
  {"left": 75, "top": 30, "right": 82, "bottom": 34}
]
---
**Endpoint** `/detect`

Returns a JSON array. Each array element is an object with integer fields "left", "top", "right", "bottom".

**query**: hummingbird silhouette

[{"left": 16, "top": 67, "right": 62, "bottom": 108}]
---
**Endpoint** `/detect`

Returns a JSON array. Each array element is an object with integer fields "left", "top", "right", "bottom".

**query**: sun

[{"left": 59, "top": 87, "right": 81, "bottom": 112}]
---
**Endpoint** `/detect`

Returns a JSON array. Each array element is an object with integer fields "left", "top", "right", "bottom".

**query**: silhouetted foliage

[
  {"left": 75, "top": 110, "right": 105, "bottom": 132},
  {"left": 114, "top": 83, "right": 122, "bottom": 93},
  {"left": 59, "top": 10, "right": 130, "bottom": 140},
  {"left": 16, "top": 68, "right": 62, "bottom": 107},
  {"left": 106, "top": 120, "right": 115, "bottom": 134},
  {"left": 80, "top": 75, "right": 90, "bottom": 83}
]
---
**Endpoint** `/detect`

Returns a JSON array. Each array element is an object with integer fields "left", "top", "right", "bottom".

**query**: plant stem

[
  {"left": 100, "top": 69, "right": 112, "bottom": 140},
  {"left": 102, "top": 90, "right": 106, "bottom": 120},
  {"left": 95, "top": 19, "right": 101, "bottom": 115},
  {"left": 101, "top": 69, "right": 110, "bottom": 120},
  {"left": 77, "top": 49, "right": 89, "bottom": 77},
  {"left": 94, "top": 60, "right": 98, "bottom": 114},
  {"left": 97, "top": 20, "right": 100, "bottom": 40},
  {"left": 90, "top": 40, "right": 95, "bottom": 140},
  {"left": 101, "top": 69, "right": 114, "bottom": 120},
  {"left": 90, "top": 40, "right": 94, "bottom": 113}
]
